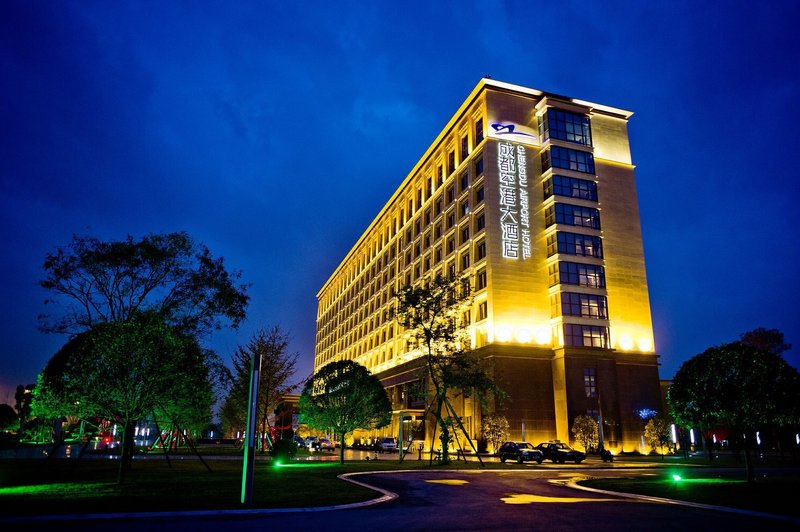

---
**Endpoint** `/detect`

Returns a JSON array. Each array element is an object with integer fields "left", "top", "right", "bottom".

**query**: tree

[
  {"left": 219, "top": 327, "right": 298, "bottom": 446},
  {"left": 571, "top": 414, "right": 599, "bottom": 453},
  {"left": 31, "top": 313, "right": 217, "bottom": 482},
  {"left": 299, "top": 361, "right": 391, "bottom": 464},
  {"left": 394, "top": 274, "right": 505, "bottom": 465},
  {"left": 668, "top": 339, "right": 800, "bottom": 482},
  {"left": 39, "top": 231, "right": 249, "bottom": 337},
  {"left": 740, "top": 327, "right": 791, "bottom": 356},
  {"left": 481, "top": 414, "right": 509, "bottom": 454},
  {"left": 644, "top": 415, "right": 673, "bottom": 458},
  {"left": 14, "top": 384, "right": 34, "bottom": 434},
  {"left": 0, "top": 404, "right": 16, "bottom": 431}
]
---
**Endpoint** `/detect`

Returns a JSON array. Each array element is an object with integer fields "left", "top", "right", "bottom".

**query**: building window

[
  {"left": 447, "top": 212, "right": 456, "bottom": 229},
  {"left": 460, "top": 225, "right": 470, "bottom": 244},
  {"left": 460, "top": 172, "right": 469, "bottom": 193},
  {"left": 551, "top": 261, "right": 606, "bottom": 288},
  {"left": 435, "top": 223, "right": 442, "bottom": 239},
  {"left": 545, "top": 203, "right": 601, "bottom": 229},
  {"left": 476, "top": 269, "right": 487, "bottom": 290},
  {"left": 461, "top": 135, "right": 469, "bottom": 162},
  {"left": 539, "top": 108, "right": 593, "bottom": 146},
  {"left": 541, "top": 146, "right": 595, "bottom": 174},
  {"left": 448, "top": 150, "right": 455, "bottom": 175},
  {"left": 474, "top": 156, "right": 484, "bottom": 177},
  {"left": 475, "top": 213, "right": 486, "bottom": 232},
  {"left": 438, "top": 165, "right": 444, "bottom": 186},
  {"left": 560, "top": 292, "right": 608, "bottom": 319},
  {"left": 475, "top": 118, "right": 484, "bottom": 143},
  {"left": 547, "top": 232, "right": 603, "bottom": 258},
  {"left": 460, "top": 200, "right": 470, "bottom": 218},
  {"left": 461, "top": 252, "right": 470, "bottom": 271},
  {"left": 543, "top": 175, "right": 598, "bottom": 201},
  {"left": 435, "top": 247, "right": 442, "bottom": 263},
  {"left": 584, "top": 367, "right": 597, "bottom": 398},
  {"left": 477, "top": 301, "right": 488, "bottom": 321},
  {"left": 447, "top": 237, "right": 456, "bottom": 254},
  {"left": 448, "top": 261, "right": 456, "bottom": 277},
  {"left": 564, "top": 324, "right": 609, "bottom": 348},
  {"left": 447, "top": 186, "right": 455, "bottom": 204},
  {"left": 476, "top": 240, "right": 486, "bottom": 260},
  {"left": 475, "top": 185, "right": 484, "bottom": 204}
]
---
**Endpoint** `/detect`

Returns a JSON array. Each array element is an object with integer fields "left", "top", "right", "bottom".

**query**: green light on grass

[{"left": 672, "top": 474, "right": 682, "bottom": 482}]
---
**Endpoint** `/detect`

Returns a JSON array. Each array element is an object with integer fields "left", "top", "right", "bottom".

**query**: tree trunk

[
  {"left": 339, "top": 434, "right": 345, "bottom": 464},
  {"left": 117, "top": 422, "right": 136, "bottom": 483},
  {"left": 742, "top": 431, "right": 755, "bottom": 483},
  {"left": 705, "top": 432, "right": 714, "bottom": 460}
]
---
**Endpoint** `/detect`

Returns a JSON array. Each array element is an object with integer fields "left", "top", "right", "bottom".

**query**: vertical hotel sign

[{"left": 497, "top": 141, "right": 531, "bottom": 260}]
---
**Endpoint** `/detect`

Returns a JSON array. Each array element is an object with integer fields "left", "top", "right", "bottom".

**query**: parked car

[
  {"left": 535, "top": 441, "right": 585, "bottom": 463},
  {"left": 318, "top": 438, "right": 335, "bottom": 451},
  {"left": 304, "top": 436, "right": 320, "bottom": 450},
  {"left": 376, "top": 437, "right": 398, "bottom": 452},
  {"left": 498, "top": 441, "right": 544, "bottom": 464}
]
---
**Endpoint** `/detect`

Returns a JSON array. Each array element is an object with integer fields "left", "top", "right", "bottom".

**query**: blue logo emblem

[{"left": 491, "top": 122, "right": 536, "bottom": 138}]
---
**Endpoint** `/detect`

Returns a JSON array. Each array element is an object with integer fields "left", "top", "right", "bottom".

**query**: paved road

[{"left": 41, "top": 467, "right": 798, "bottom": 531}]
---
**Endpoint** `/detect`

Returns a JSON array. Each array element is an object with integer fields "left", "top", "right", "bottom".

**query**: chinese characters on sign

[{"left": 497, "top": 141, "right": 531, "bottom": 260}]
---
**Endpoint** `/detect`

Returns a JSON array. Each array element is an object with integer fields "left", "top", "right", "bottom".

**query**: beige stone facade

[{"left": 315, "top": 79, "right": 661, "bottom": 453}]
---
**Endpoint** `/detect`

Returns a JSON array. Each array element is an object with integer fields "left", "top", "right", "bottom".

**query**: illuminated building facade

[{"left": 315, "top": 79, "right": 661, "bottom": 452}]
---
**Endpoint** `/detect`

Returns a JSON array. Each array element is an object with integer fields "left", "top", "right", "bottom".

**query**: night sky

[{"left": 2, "top": 0, "right": 799, "bottom": 405}]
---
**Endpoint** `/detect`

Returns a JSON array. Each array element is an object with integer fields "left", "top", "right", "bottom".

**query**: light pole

[
  {"left": 398, "top": 411, "right": 404, "bottom": 461},
  {"left": 241, "top": 350, "right": 262, "bottom": 505}
]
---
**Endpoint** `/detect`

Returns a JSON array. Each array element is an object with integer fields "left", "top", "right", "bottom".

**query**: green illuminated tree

[
  {"left": 299, "top": 361, "right": 391, "bottom": 464},
  {"left": 644, "top": 414, "right": 672, "bottom": 458},
  {"left": 39, "top": 231, "right": 249, "bottom": 337},
  {"left": 668, "top": 337, "right": 800, "bottom": 482},
  {"left": 571, "top": 414, "right": 599, "bottom": 453},
  {"left": 394, "top": 274, "right": 505, "bottom": 465},
  {"left": 481, "top": 414, "right": 509, "bottom": 454},
  {"left": 31, "top": 313, "right": 217, "bottom": 482},
  {"left": 218, "top": 326, "right": 298, "bottom": 445}
]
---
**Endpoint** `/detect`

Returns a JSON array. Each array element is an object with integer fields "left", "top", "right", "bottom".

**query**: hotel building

[{"left": 314, "top": 79, "right": 662, "bottom": 452}]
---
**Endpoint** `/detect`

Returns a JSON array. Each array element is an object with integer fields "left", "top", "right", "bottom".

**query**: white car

[
  {"left": 376, "top": 437, "right": 398, "bottom": 452},
  {"left": 318, "top": 438, "right": 335, "bottom": 451}
]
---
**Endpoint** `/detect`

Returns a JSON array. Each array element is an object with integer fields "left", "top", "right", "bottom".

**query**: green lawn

[
  {"left": 580, "top": 473, "right": 800, "bottom": 518},
  {"left": 0, "top": 455, "right": 486, "bottom": 517}
]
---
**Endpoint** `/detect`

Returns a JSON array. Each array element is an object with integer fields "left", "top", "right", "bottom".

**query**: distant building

[{"left": 314, "top": 79, "right": 662, "bottom": 452}]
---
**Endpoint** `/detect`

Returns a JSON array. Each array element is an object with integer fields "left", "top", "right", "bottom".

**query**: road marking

[
  {"left": 501, "top": 493, "right": 616, "bottom": 504},
  {"left": 425, "top": 479, "right": 469, "bottom": 485}
]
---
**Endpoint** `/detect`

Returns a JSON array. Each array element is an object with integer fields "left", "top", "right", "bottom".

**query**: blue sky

[{"left": 2, "top": 0, "right": 799, "bottom": 404}]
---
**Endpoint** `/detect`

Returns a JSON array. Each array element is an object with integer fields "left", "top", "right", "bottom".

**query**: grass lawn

[
  {"left": 580, "top": 473, "right": 800, "bottom": 518},
  {"left": 0, "top": 453, "right": 486, "bottom": 517}
]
